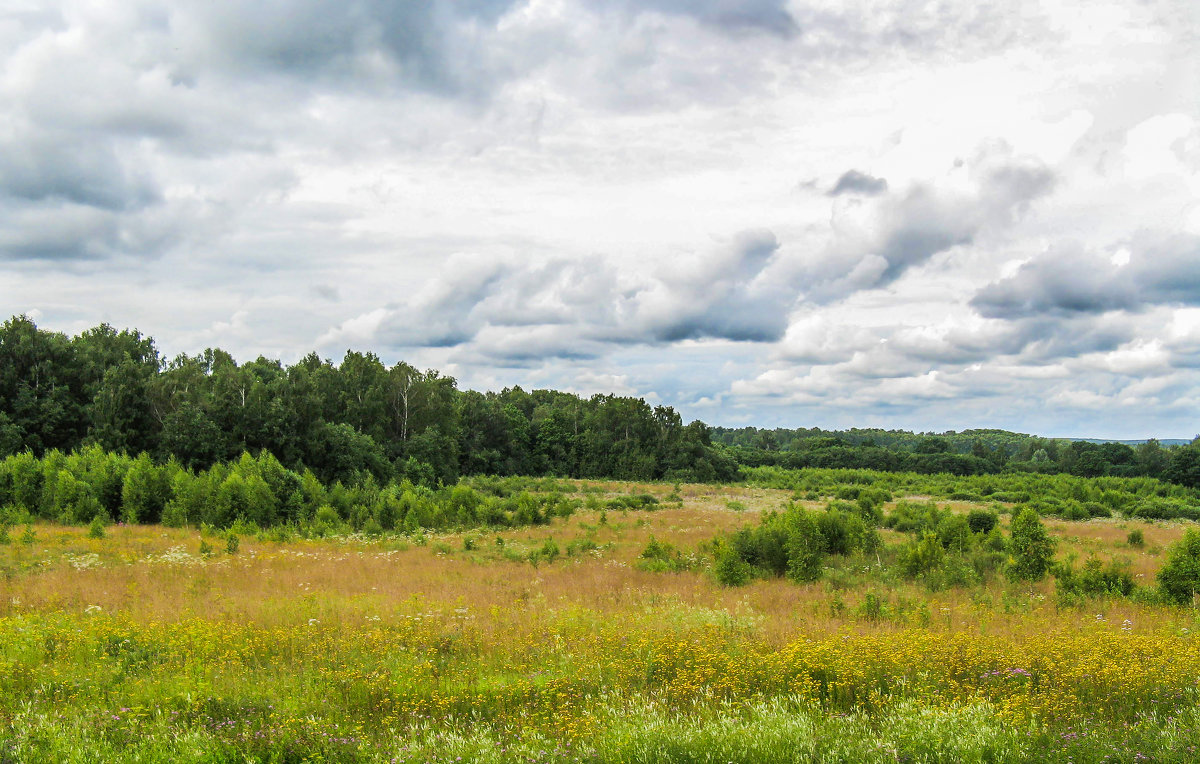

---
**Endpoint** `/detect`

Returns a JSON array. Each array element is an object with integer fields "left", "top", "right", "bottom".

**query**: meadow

[{"left": 3, "top": 476, "right": 1200, "bottom": 762}]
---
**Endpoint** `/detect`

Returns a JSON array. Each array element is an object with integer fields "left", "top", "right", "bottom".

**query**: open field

[{"left": 3, "top": 479, "right": 1200, "bottom": 762}]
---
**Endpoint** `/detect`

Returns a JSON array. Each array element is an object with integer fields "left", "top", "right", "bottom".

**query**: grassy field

[{"left": 3, "top": 479, "right": 1200, "bottom": 762}]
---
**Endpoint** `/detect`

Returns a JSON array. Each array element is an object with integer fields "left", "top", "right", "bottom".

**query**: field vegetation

[{"left": 5, "top": 469, "right": 1200, "bottom": 762}]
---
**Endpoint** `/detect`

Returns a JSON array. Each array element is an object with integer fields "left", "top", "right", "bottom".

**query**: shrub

[
  {"left": 538, "top": 538, "right": 560, "bottom": 563},
  {"left": 785, "top": 510, "right": 825, "bottom": 583},
  {"left": 1158, "top": 529, "right": 1200, "bottom": 605},
  {"left": 1057, "top": 556, "right": 1135, "bottom": 599},
  {"left": 567, "top": 537, "right": 599, "bottom": 557},
  {"left": 1009, "top": 508, "right": 1055, "bottom": 581},
  {"left": 1127, "top": 528, "right": 1145, "bottom": 547},
  {"left": 362, "top": 517, "right": 384, "bottom": 537},
  {"left": 857, "top": 591, "right": 887, "bottom": 621},
  {"left": 935, "top": 514, "right": 971, "bottom": 552},
  {"left": 87, "top": 516, "right": 105, "bottom": 539},
  {"left": 966, "top": 508, "right": 998, "bottom": 535},
  {"left": 730, "top": 520, "right": 789, "bottom": 577},
  {"left": 637, "top": 536, "right": 692, "bottom": 572},
  {"left": 900, "top": 533, "right": 945, "bottom": 578},
  {"left": 606, "top": 494, "right": 660, "bottom": 511},
  {"left": 714, "top": 542, "right": 753, "bottom": 587}
]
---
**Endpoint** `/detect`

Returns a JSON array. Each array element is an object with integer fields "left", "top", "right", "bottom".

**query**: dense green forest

[
  {"left": 0, "top": 315, "right": 735, "bottom": 486},
  {"left": 2, "top": 314, "right": 1199, "bottom": 496}
]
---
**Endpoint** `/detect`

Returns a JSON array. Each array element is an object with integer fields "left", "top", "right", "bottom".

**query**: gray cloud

[
  {"left": 0, "top": 137, "right": 159, "bottom": 212},
  {"left": 972, "top": 234, "right": 1200, "bottom": 319},
  {"left": 828, "top": 170, "right": 888, "bottom": 197},
  {"left": 597, "top": 0, "right": 798, "bottom": 36},
  {"left": 643, "top": 230, "right": 786, "bottom": 342},
  {"left": 326, "top": 230, "right": 792, "bottom": 362},
  {"left": 797, "top": 148, "right": 1057, "bottom": 302},
  {"left": 173, "top": 1, "right": 524, "bottom": 96}
]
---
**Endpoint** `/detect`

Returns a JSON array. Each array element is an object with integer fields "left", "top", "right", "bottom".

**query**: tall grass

[{"left": 2, "top": 487, "right": 1199, "bottom": 762}]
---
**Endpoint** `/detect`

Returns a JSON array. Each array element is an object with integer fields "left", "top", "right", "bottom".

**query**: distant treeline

[
  {"left": 0, "top": 316, "right": 736, "bottom": 486},
  {"left": 711, "top": 426, "right": 1200, "bottom": 487}
]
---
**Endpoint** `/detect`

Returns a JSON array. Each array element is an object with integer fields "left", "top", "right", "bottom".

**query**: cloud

[
  {"left": 828, "top": 170, "right": 888, "bottom": 196},
  {"left": 0, "top": 136, "right": 159, "bottom": 212},
  {"left": 321, "top": 230, "right": 793, "bottom": 362},
  {"left": 171, "top": 1, "right": 525, "bottom": 97},
  {"left": 597, "top": 0, "right": 798, "bottom": 36},
  {"left": 795, "top": 145, "right": 1057, "bottom": 302},
  {"left": 972, "top": 234, "right": 1200, "bottom": 319}
]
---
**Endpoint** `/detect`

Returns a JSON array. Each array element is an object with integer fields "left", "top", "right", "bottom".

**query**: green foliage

[
  {"left": 120, "top": 453, "right": 171, "bottom": 524},
  {"left": 606, "top": 493, "right": 660, "bottom": 511},
  {"left": 1, "top": 315, "right": 742, "bottom": 493},
  {"left": 531, "top": 538, "right": 560, "bottom": 565},
  {"left": 935, "top": 513, "right": 971, "bottom": 552},
  {"left": 637, "top": 536, "right": 694, "bottom": 572},
  {"left": 713, "top": 541, "right": 753, "bottom": 587},
  {"left": 1008, "top": 508, "right": 1056, "bottom": 581},
  {"left": 1127, "top": 528, "right": 1145, "bottom": 547},
  {"left": 1158, "top": 529, "right": 1200, "bottom": 605},
  {"left": 313, "top": 504, "right": 342, "bottom": 536},
  {"left": 900, "top": 533, "right": 946, "bottom": 578},
  {"left": 87, "top": 516, "right": 106, "bottom": 539},
  {"left": 857, "top": 591, "right": 888, "bottom": 621},
  {"left": 966, "top": 508, "right": 998, "bottom": 535},
  {"left": 782, "top": 508, "right": 830, "bottom": 580},
  {"left": 714, "top": 504, "right": 883, "bottom": 586},
  {"left": 1056, "top": 556, "right": 1135, "bottom": 600}
]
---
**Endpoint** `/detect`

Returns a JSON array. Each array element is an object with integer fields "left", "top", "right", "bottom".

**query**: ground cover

[{"left": 3, "top": 477, "right": 1200, "bottom": 762}]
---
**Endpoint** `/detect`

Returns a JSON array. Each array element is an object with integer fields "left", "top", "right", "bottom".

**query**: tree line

[
  {"left": 0, "top": 315, "right": 736, "bottom": 485},
  {"left": 712, "top": 426, "right": 1200, "bottom": 486}
]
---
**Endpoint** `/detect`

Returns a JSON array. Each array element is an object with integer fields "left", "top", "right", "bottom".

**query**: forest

[{"left": 0, "top": 315, "right": 737, "bottom": 486}]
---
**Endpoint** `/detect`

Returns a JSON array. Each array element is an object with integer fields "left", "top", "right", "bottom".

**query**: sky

[{"left": 2, "top": 0, "right": 1199, "bottom": 439}]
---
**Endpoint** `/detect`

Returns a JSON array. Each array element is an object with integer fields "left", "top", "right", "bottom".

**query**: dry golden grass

[{"left": 1, "top": 482, "right": 1190, "bottom": 647}]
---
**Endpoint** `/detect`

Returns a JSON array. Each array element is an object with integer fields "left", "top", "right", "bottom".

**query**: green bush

[
  {"left": 1158, "top": 529, "right": 1200, "bottom": 605},
  {"left": 537, "top": 538, "right": 560, "bottom": 563},
  {"left": 1056, "top": 556, "right": 1135, "bottom": 599},
  {"left": 857, "top": 591, "right": 887, "bottom": 621},
  {"left": 785, "top": 510, "right": 826, "bottom": 583},
  {"left": 638, "top": 536, "right": 693, "bottom": 572},
  {"left": 966, "top": 508, "right": 998, "bottom": 535},
  {"left": 714, "top": 542, "right": 753, "bottom": 587},
  {"left": 1008, "top": 508, "right": 1056, "bottom": 581},
  {"left": 900, "top": 533, "right": 945, "bottom": 578}
]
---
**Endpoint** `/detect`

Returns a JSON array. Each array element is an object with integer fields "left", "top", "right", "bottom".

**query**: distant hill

[{"left": 1066, "top": 438, "right": 1192, "bottom": 447}]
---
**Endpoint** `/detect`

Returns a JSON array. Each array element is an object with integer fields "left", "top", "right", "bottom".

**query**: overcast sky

[{"left": 3, "top": 0, "right": 1199, "bottom": 439}]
